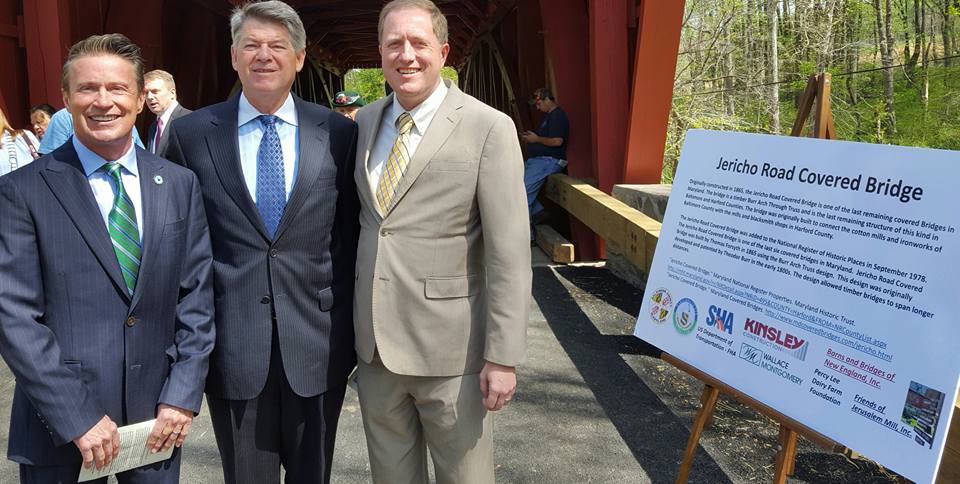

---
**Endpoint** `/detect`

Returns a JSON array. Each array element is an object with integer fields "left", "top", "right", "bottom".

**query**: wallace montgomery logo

[{"left": 742, "top": 317, "right": 809, "bottom": 361}]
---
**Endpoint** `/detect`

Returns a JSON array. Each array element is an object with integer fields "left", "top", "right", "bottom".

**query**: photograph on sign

[{"left": 635, "top": 129, "right": 960, "bottom": 483}]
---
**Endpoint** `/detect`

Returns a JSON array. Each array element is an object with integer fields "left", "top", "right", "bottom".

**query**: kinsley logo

[
  {"left": 707, "top": 305, "right": 734, "bottom": 334},
  {"left": 673, "top": 298, "right": 698, "bottom": 335},
  {"left": 742, "top": 317, "right": 809, "bottom": 361}
]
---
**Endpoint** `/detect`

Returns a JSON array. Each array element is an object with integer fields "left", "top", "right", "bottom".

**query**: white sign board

[{"left": 636, "top": 129, "right": 960, "bottom": 483}]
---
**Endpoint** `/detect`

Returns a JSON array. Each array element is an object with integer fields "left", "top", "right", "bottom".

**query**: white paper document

[{"left": 78, "top": 419, "right": 174, "bottom": 482}]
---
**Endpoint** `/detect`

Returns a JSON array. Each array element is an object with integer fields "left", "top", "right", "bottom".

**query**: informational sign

[{"left": 635, "top": 129, "right": 960, "bottom": 483}]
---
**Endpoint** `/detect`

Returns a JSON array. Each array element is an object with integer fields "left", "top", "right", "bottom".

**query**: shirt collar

[
  {"left": 158, "top": 100, "right": 179, "bottom": 124},
  {"left": 238, "top": 92, "right": 298, "bottom": 128},
  {"left": 390, "top": 78, "right": 448, "bottom": 135},
  {"left": 73, "top": 136, "right": 139, "bottom": 178}
]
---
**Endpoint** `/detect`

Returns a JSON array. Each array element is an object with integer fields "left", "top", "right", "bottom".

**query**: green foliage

[
  {"left": 344, "top": 69, "right": 385, "bottom": 105},
  {"left": 667, "top": 0, "right": 960, "bottom": 183},
  {"left": 344, "top": 67, "right": 460, "bottom": 105}
]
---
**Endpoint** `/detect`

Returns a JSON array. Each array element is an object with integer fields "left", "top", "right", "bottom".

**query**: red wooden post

[
  {"left": 589, "top": 0, "right": 629, "bottom": 195},
  {"left": 539, "top": 0, "right": 599, "bottom": 260},
  {"left": 623, "top": 0, "right": 686, "bottom": 184},
  {"left": 22, "top": 0, "right": 71, "bottom": 108}
]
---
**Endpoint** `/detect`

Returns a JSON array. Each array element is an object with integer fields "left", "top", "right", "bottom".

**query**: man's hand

[
  {"left": 73, "top": 415, "right": 120, "bottom": 470},
  {"left": 479, "top": 361, "right": 517, "bottom": 411},
  {"left": 147, "top": 404, "right": 194, "bottom": 453},
  {"left": 521, "top": 131, "right": 538, "bottom": 143}
]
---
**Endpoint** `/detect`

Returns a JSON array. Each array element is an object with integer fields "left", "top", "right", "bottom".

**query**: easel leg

[
  {"left": 676, "top": 385, "right": 721, "bottom": 484},
  {"left": 773, "top": 425, "right": 799, "bottom": 484}
]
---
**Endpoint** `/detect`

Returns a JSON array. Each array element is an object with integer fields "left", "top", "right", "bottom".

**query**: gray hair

[
  {"left": 61, "top": 34, "right": 145, "bottom": 92},
  {"left": 230, "top": 1, "right": 307, "bottom": 52},
  {"left": 378, "top": 0, "right": 449, "bottom": 45}
]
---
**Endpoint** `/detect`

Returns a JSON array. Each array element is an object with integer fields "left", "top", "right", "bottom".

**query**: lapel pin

[{"left": 153, "top": 175, "right": 164, "bottom": 185}]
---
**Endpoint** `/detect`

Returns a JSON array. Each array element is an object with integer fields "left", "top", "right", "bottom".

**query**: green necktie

[
  {"left": 103, "top": 162, "right": 141, "bottom": 295},
  {"left": 375, "top": 112, "right": 415, "bottom": 215}
]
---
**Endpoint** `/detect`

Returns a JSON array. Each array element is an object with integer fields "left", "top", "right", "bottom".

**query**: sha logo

[
  {"left": 707, "top": 305, "right": 734, "bottom": 334},
  {"left": 673, "top": 298, "right": 698, "bottom": 335}
]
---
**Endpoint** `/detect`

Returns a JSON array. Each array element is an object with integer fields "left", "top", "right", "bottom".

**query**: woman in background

[
  {"left": 29, "top": 103, "right": 55, "bottom": 140},
  {"left": 1, "top": 105, "right": 40, "bottom": 175}
]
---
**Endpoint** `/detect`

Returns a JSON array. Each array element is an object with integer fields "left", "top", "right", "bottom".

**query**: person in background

[
  {"left": 28, "top": 103, "right": 55, "bottom": 140},
  {"left": 331, "top": 90, "right": 365, "bottom": 120},
  {"left": 38, "top": 107, "right": 145, "bottom": 155},
  {"left": 0, "top": 105, "right": 40, "bottom": 175},
  {"left": 144, "top": 70, "right": 191, "bottom": 156},
  {"left": 520, "top": 87, "right": 569, "bottom": 241}
]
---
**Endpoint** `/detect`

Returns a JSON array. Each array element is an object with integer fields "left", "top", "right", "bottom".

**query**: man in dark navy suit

[
  {"left": 0, "top": 34, "right": 214, "bottom": 483},
  {"left": 164, "top": 2, "right": 359, "bottom": 483}
]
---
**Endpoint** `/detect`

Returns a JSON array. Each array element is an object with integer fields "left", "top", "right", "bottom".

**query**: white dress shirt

[
  {"left": 73, "top": 136, "right": 143, "bottom": 239},
  {"left": 237, "top": 92, "right": 299, "bottom": 202},
  {"left": 367, "top": 79, "right": 448, "bottom": 196},
  {"left": 151, "top": 100, "right": 179, "bottom": 153}
]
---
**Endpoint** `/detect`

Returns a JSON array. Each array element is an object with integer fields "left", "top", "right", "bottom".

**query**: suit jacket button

[
  {"left": 380, "top": 229, "right": 389, "bottom": 236},
  {"left": 270, "top": 249, "right": 279, "bottom": 258},
  {"left": 125, "top": 316, "right": 136, "bottom": 327},
  {"left": 260, "top": 296, "right": 272, "bottom": 304}
]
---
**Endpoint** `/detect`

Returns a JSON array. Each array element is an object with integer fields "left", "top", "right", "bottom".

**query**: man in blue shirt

[
  {"left": 521, "top": 87, "right": 569, "bottom": 241},
  {"left": 38, "top": 107, "right": 144, "bottom": 154}
]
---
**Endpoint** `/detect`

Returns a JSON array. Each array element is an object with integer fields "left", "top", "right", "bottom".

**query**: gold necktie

[{"left": 376, "top": 112, "right": 415, "bottom": 214}]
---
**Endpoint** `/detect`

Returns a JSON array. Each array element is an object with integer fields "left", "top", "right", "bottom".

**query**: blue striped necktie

[
  {"left": 256, "top": 115, "right": 286, "bottom": 236},
  {"left": 103, "top": 162, "right": 140, "bottom": 295}
]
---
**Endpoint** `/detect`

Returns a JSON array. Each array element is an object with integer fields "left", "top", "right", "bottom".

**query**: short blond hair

[
  {"left": 144, "top": 69, "right": 177, "bottom": 92},
  {"left": 378, "top": 0, "right": 448, "bottom": 45}
]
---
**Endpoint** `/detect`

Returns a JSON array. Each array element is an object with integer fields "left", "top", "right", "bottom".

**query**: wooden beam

[
  {"left": 543, "top": 174, "right": 660, "bottom": 273},
  {"left": 535, "top": 225, "right": 575, "bottom": 264},
  {"left": 590, "top": 0, "right": 630, "bottom": 195},
  {"left": 623, "top": 0, "right": 686, "bottom": 184}
]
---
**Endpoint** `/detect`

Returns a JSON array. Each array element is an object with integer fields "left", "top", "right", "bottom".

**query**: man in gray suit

[
  {"left": 353, "top": 1, "right": 531, "bottom": 482},
  {"left": 164, "top": 2, "right": 359, "bottom": 483},
  {"left": 144, "top": 69, "right": 191, "bottom": 157},
  {"left": 0, "top": 34, "right": 214, "bottom": 483}
]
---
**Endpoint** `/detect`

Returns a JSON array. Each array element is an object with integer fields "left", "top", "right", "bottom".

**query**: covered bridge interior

[{"left": 0, "top": 0, "right": 685, "bottom": 259}]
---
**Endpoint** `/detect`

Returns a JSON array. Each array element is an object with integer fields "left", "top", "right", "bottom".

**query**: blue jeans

[{"left": 524, "top": 156, "right": 565, "bottom": 239}]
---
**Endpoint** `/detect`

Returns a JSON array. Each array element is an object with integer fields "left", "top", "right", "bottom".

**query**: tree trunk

[
  {"left": 873, "top": 0, "right": 897, "bottom": 138},
  {"left": 768, "top": 0, "right": 781, "bottom": 134},
  {"left": 818, "top": 0, "right": 840, "bottom": 71},
  {"left": 944, "top": 0, "right": 954, "bottom": 66},
  {"left": 845, "top": 0, "right": 861, "bottom": 104}
]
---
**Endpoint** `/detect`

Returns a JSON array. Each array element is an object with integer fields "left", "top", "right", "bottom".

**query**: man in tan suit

[{"left": 352, "top": 1, "right": 531, "bottom": 482}]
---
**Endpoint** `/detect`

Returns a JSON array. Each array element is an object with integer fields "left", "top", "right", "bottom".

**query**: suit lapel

[
  {"left": 157, "top": 105, "right": 184, "bottom": 155},
  {"left": 40, "top": 146, "right": 130, "bottom": 301},
  {"left": 273, "top": 96, "right": 328, "bottom": 240},
  {"left": 130, "top": 152, "right": 167, "bottom": 310},
  {"left": 205, "top": 97, "right": 270, "bottom": 241},
  {"left": 381, "top": 84, "right": 464, "bottom": 219},
  {"left": 355, "top": 95, "right": 392, "bottom": 222},
  {"left": 148, "top": 121, "right": 158, "bottom": 153}
]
